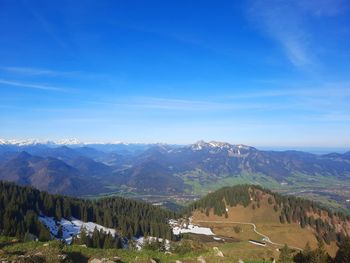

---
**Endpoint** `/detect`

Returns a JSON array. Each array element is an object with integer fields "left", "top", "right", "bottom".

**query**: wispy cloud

[
  {"left": 230, "top": 86, "right": 350, "bottom": 99},
  {"left": 0, "top": 66, "right": 75, "bottom": 76},
  {"left": 27, "top": 6, "right": 68, "bottom": 50},
  {"left": 318, "top": 112, "right": 350, "bottom": 122},
  {"left": 0, "top": 79, "right": 71, "bottom": 92},
  {"left": 87, "top": 96, "right": 268, "bottom": 112},
  {"left": 248, "top": 0, "right": 346, "bottom": 68},
  {"left": 298, "top": 0, "right": 346, "bottom": 17}
]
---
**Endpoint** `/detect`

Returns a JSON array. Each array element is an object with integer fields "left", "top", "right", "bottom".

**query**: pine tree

[
  {"left": 310, "top": 240, "right": 328, "bottom": 263},
  {"left": 294, "top": 242, "right": 312, "bottom": 263},
  {"left": 57, "top": 225, "right": 63, "bottom": 239},
  {"left": 335, "top": 237, "right": 350, "bottom": 263},
  {"left": 55, "top": 200, "right": 62, "bottom": 221},
  {"left": 80, "top": 227, "right": 91, "bottom": 247},
  {"left": 116, "top": 236, "right": 124, "bottom": 249},
  {"left": 63, "top": 199, "right": 71, "bottom": 218},
  {"left": 279, "top": 244, "right": 293, "bottom": 263},
  {"left": 92, "top": 227, "right": 100, "bottom": 248},
  {"left": 103, "top": 233, "right": 114, "bottom": 249},
  {"left": 38, "top": 224, "right": 51, "bottom": 241}
]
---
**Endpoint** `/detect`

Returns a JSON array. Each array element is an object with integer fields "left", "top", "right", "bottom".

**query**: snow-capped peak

[
  {"left": 191, "top": 140, "right": 207, "bottom": 150},
  {"left": 0, "top": 138, "right": 131, "bottom": 146},
  {"left": 189, "top": 141, "right": 256, "bottom": 157},
  {"left": 0, "top": 138, "right": 82, "bottom": 146},
  {"left": 0, "top": 138, "right": 52, "bottom": 146},
  {"left": 55, "top": 138, "right": 82, "bottom": 145},
  {"left": 191, "top": 140, "right": 233, "bottom": 150},
  {"left": 208, "top": 141, "right": 232, "bottom": 148},
  {"left": 236, "top": 144, "right": 252, "bottom": 150}
]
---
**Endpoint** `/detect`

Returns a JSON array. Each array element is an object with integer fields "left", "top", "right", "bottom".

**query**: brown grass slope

[{"left": 189, "top": 186, "right": 350, "bottom": 256}]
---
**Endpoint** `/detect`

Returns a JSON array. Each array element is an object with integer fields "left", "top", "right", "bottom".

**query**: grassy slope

[{"left": 0, "top": 237, "right": 268, "bottom": 263}]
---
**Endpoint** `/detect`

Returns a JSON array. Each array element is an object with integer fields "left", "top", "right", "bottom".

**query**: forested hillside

[{"left": 0, "top": 181, "right": 175, "bottom": 243}]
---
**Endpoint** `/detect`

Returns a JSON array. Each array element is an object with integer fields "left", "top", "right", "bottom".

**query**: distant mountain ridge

[
  {"left": 130, "top": 141, "right": 350, "bottom": 180},
  {"left": 0, "top": 140, "right": 350, "bottom": 200},
  {"left": 0, "top": 151, "right": 108, "bottom": 195}
]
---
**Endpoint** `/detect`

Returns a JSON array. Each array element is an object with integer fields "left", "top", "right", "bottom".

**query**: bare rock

[
  {"left": 197, "top": 256, "right": 206, "bottom": 263},
  {"left": 89, "top": 258, "right": 121, "bottom": 263},
  {"left": 16, "top": 254, "right": 45, "bottom": 263},
  {"left": 112, "top": 256, "right": 122, "bottom": 263},
  {"left": 58, "top": 254, "right": 73, "bottom": 263},
  {"left": 213, "top": 247, "right": 224, "bottom": 257}
]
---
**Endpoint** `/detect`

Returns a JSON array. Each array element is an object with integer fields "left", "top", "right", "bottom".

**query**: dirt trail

[{"left": 196, "top": 220, "right": 303, "bottom": 251}]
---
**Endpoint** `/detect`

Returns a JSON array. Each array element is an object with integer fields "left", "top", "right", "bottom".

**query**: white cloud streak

[
  {"left": 0, "top": 79, "right": 71, "bottom": 92},
  {"left": 0, "top": 66, "right": 74, "bottom": 76},
  {"left": 248, "top": 0, "right": 346, "bottom": 68},
  {"left": 86, "top": 96, "right": 271, "bottom": 112},
  {"left": 228, "top": 86, "right": 350, "bottom": 99}
]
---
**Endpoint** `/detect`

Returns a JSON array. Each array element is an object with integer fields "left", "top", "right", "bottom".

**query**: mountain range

[{"left": 0, "top": 140, "right": 350, "bottom": 203}]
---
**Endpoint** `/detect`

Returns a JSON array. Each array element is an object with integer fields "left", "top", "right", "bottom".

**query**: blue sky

[{"left": 0, "top": 0, "right": 350, "bottom": 146}]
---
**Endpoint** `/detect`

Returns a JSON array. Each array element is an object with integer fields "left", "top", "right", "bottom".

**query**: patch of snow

[
  {"left": 38, "top": 215, "right": 116, "bottom": 244},
  {"left": 0, "top": 138, "right": 131, "bottom": 146},
  {"left": 237, "top": 144, "right": 252, "bottom": 150},
  {"left": 169, "top": 219, "right": 215, "bottom": 236},
  {"left": 2, "top": 139, "right": 51, "bottom": 146},
  {"left": 168, "top": 219, "right": 178, "bottom": 225},
  {"left": 134, "top": 236, "right": 170, "bottom": 251},
  {"left": 191, "top": 140, "right": 206, "bottom": 150},
  {"left": 55, "top": 138, "right": 82, "bottom": 145},
  {"left": 189, "top": 141, "right": 255, "bottom": 155},
  {"left": 213, "top": 237, "right": 222, "bottom": 241},
  {"left": 249, "top": 240, "right": 266, "bottom": 247}
]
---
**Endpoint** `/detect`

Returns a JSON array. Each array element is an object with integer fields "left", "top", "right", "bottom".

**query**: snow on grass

[
  {"left": 134, "top": 236, "right": 170, "bottom": 250},
  {"left": 38, "top": 215, "right": 116, "bottom": 244},
  {"left": 169, "top": 218, "right": 215, "bottom": 236},
  {"left": 39, "top": 215, "right": 172, "bottom": 250},
  {"left": 172, "top": 224, "right": 215, "bottom": 235}
]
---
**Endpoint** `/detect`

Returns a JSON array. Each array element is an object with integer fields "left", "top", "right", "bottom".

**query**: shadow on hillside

[
  {"left": 0, "top": 240, "right": 20, "bottom": 249},
  {"left": 65, "top": 251, "right": 89, "bottom": 263}
]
